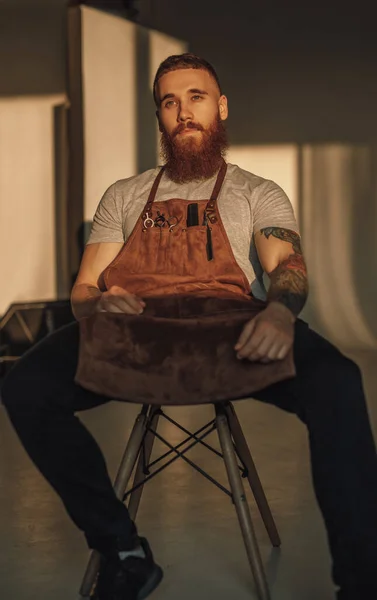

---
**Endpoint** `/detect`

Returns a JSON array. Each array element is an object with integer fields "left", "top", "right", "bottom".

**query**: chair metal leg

[
  {"left": 225, "top": 402, "right": 281, "bottom": 548},
  {"left": 215, "top": 404, "right": 271, "bottom": 600},
  {"left": 79, "top": 405, "right": 150, "bottom": 598},
  {"left": 127, "top": 406, "right": 161, "bottom": 521}
]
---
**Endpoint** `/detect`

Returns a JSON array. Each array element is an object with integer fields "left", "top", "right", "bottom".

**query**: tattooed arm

[
  {"left": 235, "top": 227, "right": 308, "bottom": 362},
  {"left": 256, "top": 227, "right": 309, "bottom": 318}
]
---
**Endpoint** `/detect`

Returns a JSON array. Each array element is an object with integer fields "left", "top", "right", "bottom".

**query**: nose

[{"left": 177, "top": 101, "right": 193, "bottom": 122}]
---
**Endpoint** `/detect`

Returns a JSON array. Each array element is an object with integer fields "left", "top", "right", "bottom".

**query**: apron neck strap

[
  {"left": 142, "top": 167, "right": 165, "bottom": 219},
  {"left": 205, "top": 159, "right": 227, "bottom": 224},
  {"left": 209, "top": 158, "right": 227, "bottom": 202}
]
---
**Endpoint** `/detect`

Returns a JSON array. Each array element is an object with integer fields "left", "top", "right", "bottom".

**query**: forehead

[{"left": 156, "top": 68, "right": 219, "bottom": 99}]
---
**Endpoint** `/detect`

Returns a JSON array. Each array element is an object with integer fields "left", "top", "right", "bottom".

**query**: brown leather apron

[{"left": 75, "top": 161, "right": 296, "bottom": 404}]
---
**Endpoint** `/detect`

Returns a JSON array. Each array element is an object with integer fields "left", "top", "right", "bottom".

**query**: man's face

[{"left": 156, "top": 68, "right": 228, "bottom": 145}]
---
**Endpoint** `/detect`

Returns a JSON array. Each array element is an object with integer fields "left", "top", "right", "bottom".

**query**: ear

[
  {"left": 218, "top": 95, "right": 228, "bottom": 121},
  {"left": 156, "top": 110, "right": 163, "bottom": 133}
]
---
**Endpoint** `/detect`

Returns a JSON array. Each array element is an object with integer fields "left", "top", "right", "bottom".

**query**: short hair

[{"left": 153, "top": 53, "right": 222, "bottom": 106}]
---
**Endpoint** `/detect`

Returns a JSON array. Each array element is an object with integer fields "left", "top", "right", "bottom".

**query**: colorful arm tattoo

[{"left": 260, "top": 227, "right": 309, "bottom": 317}]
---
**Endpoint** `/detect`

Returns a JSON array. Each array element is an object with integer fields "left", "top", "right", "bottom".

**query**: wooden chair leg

[
  {"left": 225, "top": 402, "right": 281, "bottom": 548},
  {"left": 127, "top": 406, "right": 161, "bottom": 521},
  {"left": 215, "top": 404, "right": 271, "bottom": 600},
  {"left": 79, "top": 405, "right": 150, "bottom": 598}
]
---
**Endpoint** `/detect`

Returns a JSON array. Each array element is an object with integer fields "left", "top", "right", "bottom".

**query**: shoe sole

[{"left": 137, "top": 565, "right": 164, "bottom": 600}]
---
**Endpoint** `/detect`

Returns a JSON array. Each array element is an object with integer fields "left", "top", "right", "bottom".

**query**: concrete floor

[{"left": 0, "top": 349, "right": 376, "bottom": 600}]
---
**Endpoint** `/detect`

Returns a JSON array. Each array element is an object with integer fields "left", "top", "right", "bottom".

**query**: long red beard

[{"left": 160, "top": 115, "right": 229, "bottom": 183}]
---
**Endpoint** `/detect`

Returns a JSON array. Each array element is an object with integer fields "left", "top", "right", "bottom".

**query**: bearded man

[{"left": 2, "top": 54, "right": 377, "bottom": 600}]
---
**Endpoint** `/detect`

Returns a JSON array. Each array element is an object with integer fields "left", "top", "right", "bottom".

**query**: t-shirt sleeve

[
  {"left": 86, "top": 183, "right": 124, "bottom": 245},
  {"left": 252, "top": 179, "right": 299, "bottom": 235}
]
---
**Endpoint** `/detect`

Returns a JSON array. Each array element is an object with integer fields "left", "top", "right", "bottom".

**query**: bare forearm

[
  {"left": 267, "top": 254, "right": 309, "bottom": 317},
  {"left": 70, "top": 283, "right": 102, "bottom": 321}
]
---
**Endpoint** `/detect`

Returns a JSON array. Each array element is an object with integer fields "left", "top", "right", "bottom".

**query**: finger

[
  {"left": 276, "top": 344, "right": 290, "bottom": 360},
  {"left": 260, "top": 342, "right": 290, "bottom": 362},
  {"left": 109, "top": 286, "right": 145, "bottom": 310},
  {"left": 124, "top": 295, "right": 145, "bottom": 313},
  {"left": 135, "top": 296, "right": 146, "bottom": 307},
  {"left": 237, "top": 329, "right": 268, "bottom": 359},
  {"left": 262, "top": 342, "right": 283, "bottom": 362},
  {"left": 247, "top": 335, "right": 274, "bottom": 361},
  {"left": 106, "top": 289, "right": 144, "bottom": 313},
  {"left": 99, "top": 304, "right": 124, "bottom": 314},
  {"left": 97, "top": 305, "right": 123, "bottom": 313},
  {"left": 234, "top": 318, "right": 257, "bottom": 350},
  {"left": 104, "top": 295, "right": 142, "bottom": 314},
  {"left": 259, "top": 341, "right": 286, "bottom": 363}
]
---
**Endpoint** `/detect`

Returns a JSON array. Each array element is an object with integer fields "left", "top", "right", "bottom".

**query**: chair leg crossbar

[
  {"left": 80, "top": 402, "right": 280, "bottom": 600},
  {"left": 123, "top": 408, "right": 247, "bottom": 501}
]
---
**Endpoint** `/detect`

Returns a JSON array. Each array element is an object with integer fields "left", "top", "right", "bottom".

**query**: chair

[{"left": 79, "top": 401, "right": 281, "bottom": 600}]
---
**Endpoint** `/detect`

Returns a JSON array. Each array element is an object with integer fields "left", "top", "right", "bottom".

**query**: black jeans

[{"left": 1, "top": 319, "right": 377, "bottom": 596}]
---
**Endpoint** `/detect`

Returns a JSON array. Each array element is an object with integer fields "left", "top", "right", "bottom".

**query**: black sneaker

[{"left": 92, "top": 537, "right": 163, "bottom": 600}]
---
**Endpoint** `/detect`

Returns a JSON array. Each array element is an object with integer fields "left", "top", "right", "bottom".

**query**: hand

[
  {"left": 234, "top": 302, "right": 295, "bottom": 363},
  {"left": 96, "top": 285, "right": 146, "bottom": 315}
]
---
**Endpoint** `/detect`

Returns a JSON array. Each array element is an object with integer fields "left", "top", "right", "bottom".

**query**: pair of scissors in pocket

[{"left": 143, "top": 211, "right": 178, "bottom": 232}]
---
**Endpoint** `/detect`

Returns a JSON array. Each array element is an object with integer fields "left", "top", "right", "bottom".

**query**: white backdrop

[{"left": 0, "top": 95, "right": 66, "bottom": 315}]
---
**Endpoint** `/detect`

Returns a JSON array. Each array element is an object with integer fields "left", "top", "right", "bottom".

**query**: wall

[
  {"left": 0, "top": 3, "right": 66, "bottom": 96},
  {"left": 0, "top": 95, "right": 66, "bottom": 315}
]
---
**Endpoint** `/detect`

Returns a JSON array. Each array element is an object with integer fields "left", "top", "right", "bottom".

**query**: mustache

[{"left": 172, "top": 121, "right": 204, "bottom": 137}]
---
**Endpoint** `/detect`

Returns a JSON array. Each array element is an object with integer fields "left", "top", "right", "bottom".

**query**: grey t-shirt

[{"left": 87, "top": 162, "right": 299, "bottom": 300}]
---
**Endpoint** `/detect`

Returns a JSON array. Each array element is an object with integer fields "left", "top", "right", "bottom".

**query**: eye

[
  {"left": 192, "top": 95, "right": 203, "bottom": 101},
  {"left": 164, "top": 100, "right": 176, "bottom": 108}
]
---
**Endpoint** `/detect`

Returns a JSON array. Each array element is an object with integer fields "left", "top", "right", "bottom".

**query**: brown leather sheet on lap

[{"left": 75, "top": 295, "right": 296, "bottom": 405}]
